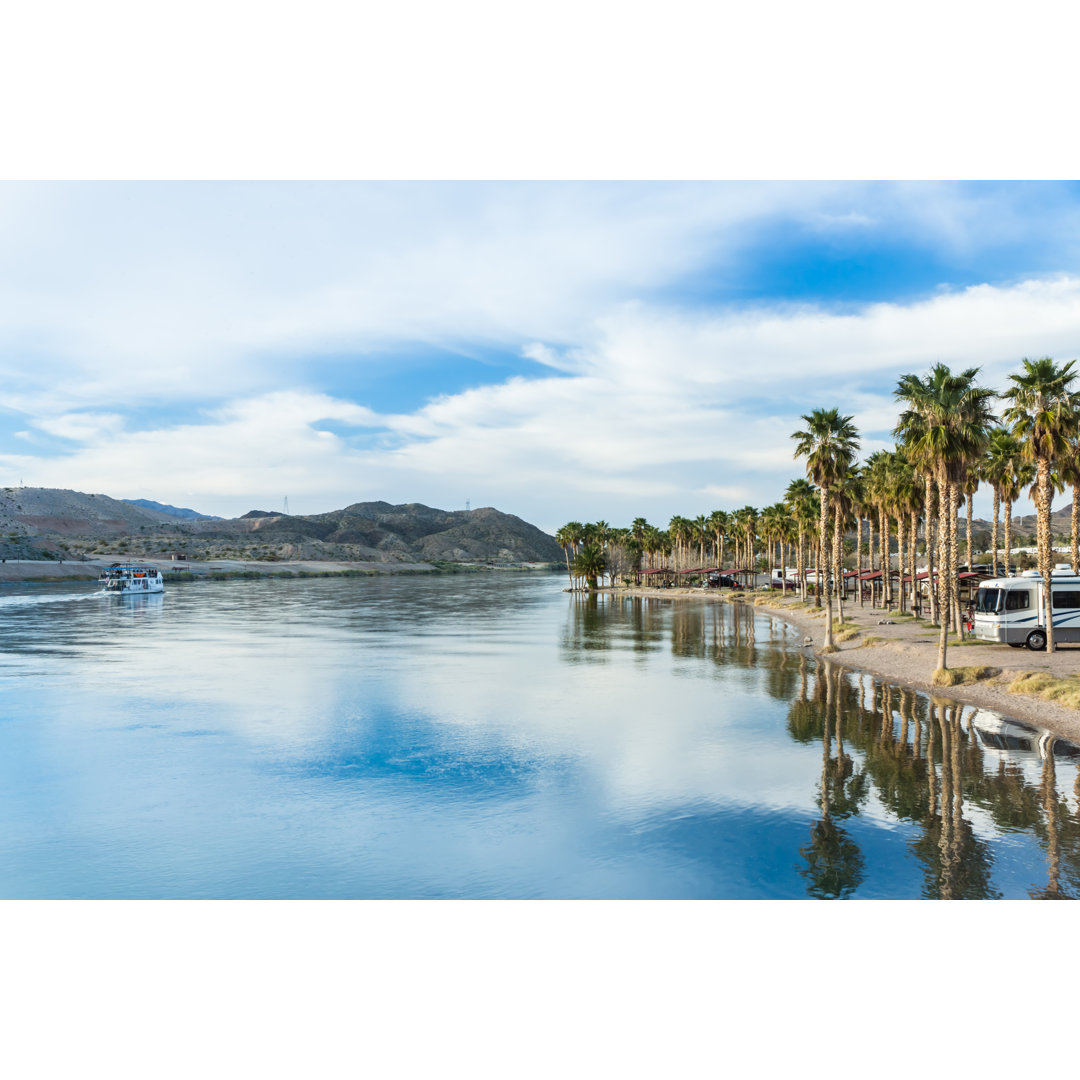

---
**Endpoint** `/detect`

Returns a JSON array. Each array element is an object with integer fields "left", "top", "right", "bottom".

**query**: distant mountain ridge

[
  {"left": 123, "top": 498, "right": 222, "bottom": 521},
  {"left": 0, "top": 487, "right": 560, "bottom": 564}
]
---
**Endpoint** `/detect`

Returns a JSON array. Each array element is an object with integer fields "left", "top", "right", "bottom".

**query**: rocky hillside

[{"left": 0, "top": 488, "right": 561, "bottom": 565}]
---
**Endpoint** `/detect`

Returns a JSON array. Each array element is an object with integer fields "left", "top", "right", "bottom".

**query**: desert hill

[{"left": 0, "top": 487, "right": 561, "bottom": 565}]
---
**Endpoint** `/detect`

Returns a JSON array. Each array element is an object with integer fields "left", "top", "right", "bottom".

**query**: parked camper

[{"left": 971, "top": 565, "right": 1080, "bottom": 650}]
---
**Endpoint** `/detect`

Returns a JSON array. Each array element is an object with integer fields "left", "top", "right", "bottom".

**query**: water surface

[{"left": 0, "top": 574, "right": 1076, "bottom": 898}]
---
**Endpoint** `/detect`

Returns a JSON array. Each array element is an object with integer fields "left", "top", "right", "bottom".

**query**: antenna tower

[
  {"left": 466, "top": 499, "right": 470, "bottom": 512},
  {"left": 283, "top": 496, "right": 289, "bottom": 516}
]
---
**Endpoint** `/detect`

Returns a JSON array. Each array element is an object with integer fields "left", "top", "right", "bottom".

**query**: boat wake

[{"left": 0, "top": 590, "right": 111, "bottom": 609}]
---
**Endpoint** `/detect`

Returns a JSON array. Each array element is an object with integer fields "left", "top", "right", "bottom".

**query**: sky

[{"left": 3, "top": 180, "right": 1080, "bottom": 532}]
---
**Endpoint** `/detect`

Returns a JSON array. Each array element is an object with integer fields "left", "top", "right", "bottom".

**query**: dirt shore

[{"left": 617, "top": 585, "right": 1080, "bottom": 744}]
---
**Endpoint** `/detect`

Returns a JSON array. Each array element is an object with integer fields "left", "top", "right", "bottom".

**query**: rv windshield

[{"left": 974, "top": 587, "right": 1003, "bottom": 614}]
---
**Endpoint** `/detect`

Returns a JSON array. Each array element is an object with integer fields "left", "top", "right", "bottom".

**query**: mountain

[
  {"left": 183, "top": 501, "right": 563, "bottom": 563},
  {"left": 0, "top": 487, "right": 561, "bottom": 565},
  {"left": 123, "top": 498, "right": 222, "bottom": 521}
]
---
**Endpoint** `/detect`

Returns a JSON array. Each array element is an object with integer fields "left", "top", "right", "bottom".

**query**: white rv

[{"left": 971, "top": 564, "right": 1080, "bottom": 650}]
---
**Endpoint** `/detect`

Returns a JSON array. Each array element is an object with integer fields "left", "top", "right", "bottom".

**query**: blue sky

[{"left": 3, "top": 180, "right": 1080, "bottom": 532}]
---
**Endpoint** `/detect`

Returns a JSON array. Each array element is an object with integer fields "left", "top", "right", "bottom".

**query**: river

[{"left": 0, "top": 572, "right": 1076, "bottom": 898}]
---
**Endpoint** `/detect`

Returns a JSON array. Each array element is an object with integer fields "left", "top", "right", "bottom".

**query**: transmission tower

[
  {"left": 283, "top": 496, "right": 289, "bottom": 516},
  {"left": 466, "top": 499, "right": 470, "bottom": 512}
]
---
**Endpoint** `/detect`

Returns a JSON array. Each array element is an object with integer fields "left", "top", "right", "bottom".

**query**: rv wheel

[{"left": 1026, "top": 629, "right": 1047, "bottom": 651}]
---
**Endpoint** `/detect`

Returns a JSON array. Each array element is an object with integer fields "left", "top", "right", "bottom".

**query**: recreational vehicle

[{"left": 971, "top": 565, "right": 1080, "bottom": 650}]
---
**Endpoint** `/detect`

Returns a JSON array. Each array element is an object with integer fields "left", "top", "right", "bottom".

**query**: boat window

[
  {"left": 1004, "top": 590, "right": 1031, "bottom": 611},
  {"left": 974, "top": 588, "right": 1002, "bottom": 614}
]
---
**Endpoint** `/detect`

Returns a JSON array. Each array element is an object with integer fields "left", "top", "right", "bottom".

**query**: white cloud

[
  {"left": 3, "top": 184, "right": 1080, "bottom": 529},
  {"left": 0, "top": 181, "right": 979, "bottom": 412},
  {"left": 6, "top": 275, "right": 1080, "bottom": 527}
]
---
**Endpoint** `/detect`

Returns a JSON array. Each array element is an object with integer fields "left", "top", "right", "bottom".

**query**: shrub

[{"left": 932, "top": 665, "right": 1000, "bottom": 687}]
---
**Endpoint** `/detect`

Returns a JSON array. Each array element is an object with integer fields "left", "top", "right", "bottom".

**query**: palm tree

[
  {"left": 556, "top": 521, "right": 584, "bottom": 590},
  {"left": 693, "top": 513, "right": 709, "bottom": 566},
  {"left": 863, "top": 451, "right": 892, "bottom": 609},
  {"left": 983, "top": 427, "right": 1023, "bottom": 577},
  {"left": 571, "top": 542, "right": 606, "bottom": 591},
  {"left": 874, "top": 449, "right": 918, "bottom": 614},
  {"left": 708, "top": 509, "right": 729, "bottom": 569},
  {"left": 760, "top": 503, "right": 786, "bottom": 585},
  {"left": 895, "top": 364, "right": 995, "bottom": 674},
  {"left": 1059, "top": 433, "right": 1080, "bottom": 575},
  {"left": 961, "top": 463, "right": 980, "bottom": 575},
  {"left": 792, "top": 409, "right": 860, "bottom": 650},
  {"left": 1002, "top": 357, "right": 1080, "bottom": 652},
  {"left": 555, "top": 523, "right": 577, "bottom": 588},
  {"left": 732, "top": 506, "right": 758, "bottom": 575},
  {"left": 784, "top": 479, "right": 817, "bottom": 602},
  {"left": 831, "top": 466, "right": 860, "bottom": 620},
  {"left": 668, "top": 515, "right": 690, "bottom": 571}
]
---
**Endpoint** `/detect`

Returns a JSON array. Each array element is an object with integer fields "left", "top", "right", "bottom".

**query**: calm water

[{"left": 0, "top": 573, "right": 1077, "bottom": 899}]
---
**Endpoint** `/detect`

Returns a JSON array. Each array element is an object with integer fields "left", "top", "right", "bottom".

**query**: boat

[{"left": 100, "top": 564, "right": 165, "bottom": 595}]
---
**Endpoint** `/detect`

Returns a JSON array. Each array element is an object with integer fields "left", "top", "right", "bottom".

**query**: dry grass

[
  {"left": 831, "top": 619, "right": 861, "bottom": 642},
  {"left": 1007, "top": 670, "right": 1080, "bottom": 710},
  {"left": 931, "top": 665, "right": 1000, "bottom": 687},
  {"left": 859, "top": 635, "right": 887, "bottom": 648}
]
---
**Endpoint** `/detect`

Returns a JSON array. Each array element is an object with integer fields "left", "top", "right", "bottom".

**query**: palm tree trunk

[
  {"left": 820, "top": 488, "right": 833, "bottom": 647},
  {"left": 855, "top": 515, "right": 863, "bottom": 607},
  {"left": 1072, "top": 483, "right": 1079, "bottom": 576},
  {"left": 868, "top": 516, "right": 875, "bottom": 606},
  {"left": 879, "top": 507, "right": 889, "bottom": 609},
  {"left": 909, "top": 510, "right": 918, "bottom": 614},
  {"left": 936, "top": 470, "right": 952, "bottom": 673},
  {"left": 925, "top": 475, "right": 938, "bottom": 623},
  {"left": 966, "top": 491, "right": 975, "bottom": 579},
  {"left": 1037, "top": 457, "right": 1056, "bottom": 652},
  {"left": 991, "top": 489, "right": 1000, "bottom": 579},
  {"left": 949, "top": 481, "right": 962, "bottom": 637},
  {"left": 834, "top": 503, "right": 845, "bottom": 623},
  {"left": 897, "top": 511, "right": 907, "bottom": 614},
  {"left": 1003, "top": 498, "right": 1013, "bottom": 578}
]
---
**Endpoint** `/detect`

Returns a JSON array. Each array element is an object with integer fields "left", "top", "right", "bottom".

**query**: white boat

[{"left": 100, "top": 564, "right": 165, "bottom": 595}]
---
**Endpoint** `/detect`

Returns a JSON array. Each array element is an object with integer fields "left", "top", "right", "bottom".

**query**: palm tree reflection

[
  {"left": 798, "top": 663, "right": 867, "bottom": 899},
  {"left": 562, "top": 588, "right": 1080, "bottom": 897}
]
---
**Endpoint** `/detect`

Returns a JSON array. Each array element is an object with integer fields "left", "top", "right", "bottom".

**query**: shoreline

[
  {"left": 0, "top": 557, "right": 556, "bottom": 583},
  {"left": 612, "top": 585, "right": 1080, "bottom": 745}
]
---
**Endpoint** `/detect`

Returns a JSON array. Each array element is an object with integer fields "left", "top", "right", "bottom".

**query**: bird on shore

[{"left": 802, "top": 635, "right": 813, "bottom": 647}]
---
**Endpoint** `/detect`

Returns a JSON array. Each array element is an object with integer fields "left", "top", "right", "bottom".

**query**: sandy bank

[{"left": 614, "top": 585, "right": 1080, "bottom": 744}]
